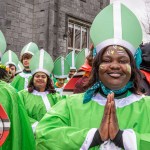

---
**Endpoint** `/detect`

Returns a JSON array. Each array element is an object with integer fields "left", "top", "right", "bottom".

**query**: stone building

[{"left": 0, "top": 0, "right": 109, "bottom": 59}]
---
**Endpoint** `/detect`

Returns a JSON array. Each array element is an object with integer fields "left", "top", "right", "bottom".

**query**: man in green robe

[
  {"left": 36, "top": 2, "right": 150, "bottom": 150},
  {"left": 11, "top": 42, "right": 39, "bottom": 91}
]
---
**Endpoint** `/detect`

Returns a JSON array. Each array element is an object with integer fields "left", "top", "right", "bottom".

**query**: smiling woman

[
  {"left": 18, "top": 49, "right": 62, "bottom": 134},
  {"left": 35, "top": 2, "right": 150, "bottom": 150}
]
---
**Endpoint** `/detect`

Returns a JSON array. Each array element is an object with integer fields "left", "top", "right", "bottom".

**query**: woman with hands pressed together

[{"left": 36, "top": 2, "right": 150, "bottom": 150}]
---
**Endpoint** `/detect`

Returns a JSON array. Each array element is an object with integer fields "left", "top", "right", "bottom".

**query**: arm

[{"left": 36, "top": 100, "right": 92, "bottom": 150}]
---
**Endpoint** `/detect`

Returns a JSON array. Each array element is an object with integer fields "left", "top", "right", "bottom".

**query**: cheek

[
  {"left": 99, "top": 64, "right": 106, "bottom": 71},
  {"left": 126, "top": 64, "right": 131, "bottom": 74},
  {"left": 43, "top": 78, "right": 47, "bottom": 83}
]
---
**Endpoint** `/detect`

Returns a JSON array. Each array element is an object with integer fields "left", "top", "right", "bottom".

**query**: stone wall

[{"left": 0, "top": 0, "right": 109, "bottom": 59}]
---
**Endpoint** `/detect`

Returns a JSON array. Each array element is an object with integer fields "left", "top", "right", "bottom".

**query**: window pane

[
  {"left": 82, "top": 30, "right": 87, "bottom": 48},
  {"left": 75, "top": 26, "right": 81, "bottom": 49},
  {"left": 68, "top": 26, "right": 73, "bottom": 48}
]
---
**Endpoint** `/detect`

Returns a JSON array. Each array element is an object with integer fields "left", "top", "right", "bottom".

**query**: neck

[
  {"left": 35, "top": 87, "right": 45, "bottom": 92},
  {"left": 23, "top": 69, "right": 31, "bottom": 73}
]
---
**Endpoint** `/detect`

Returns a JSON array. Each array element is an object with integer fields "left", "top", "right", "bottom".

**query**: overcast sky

[{"left": 110, "top": 0, "right": 150, "bottom": 43}]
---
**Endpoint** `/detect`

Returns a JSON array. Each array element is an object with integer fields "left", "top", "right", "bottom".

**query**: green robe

[
  {"left": 11, "top": 72, "right": 32, "bottom": 91},
  {"left": 18, "top": 90, "right": 62, "bottom": 133},
  {"left": 36, "top": 92, "right": 150, "bottom": 150},
  {"left": 0, "top": 81, "right": 35, "bottom": 150}
]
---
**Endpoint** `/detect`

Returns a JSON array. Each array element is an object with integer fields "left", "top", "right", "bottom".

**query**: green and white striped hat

[
  {"left": 90, "top": 1, "right": 142, "bottom": 55},
  {"left": 16, "top": 61, "right": 24, "bottom": 74},
  {"left": 0, "top": 30, "right": 7, "bottom": 57},
  {"left": 1, "top": 50, "right": 19, "bottom": 68},
  {"left": 53, "top": 56, "right": 70, "bottom": 79},
  {"left": 66, "top": 51, "right": 77, "bottom": 70},
  {"left": 20, "top": 42, "right": 39, "bottom": 58},
  {"left": 75, "top": 48, "right": 89, "bottom": 70},
  {"left": 29, "top": 49, "right": 54, "bottom": 76}
]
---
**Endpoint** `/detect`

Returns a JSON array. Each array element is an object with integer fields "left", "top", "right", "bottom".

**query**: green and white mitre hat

[
  {"left": 0, "top": 30, "right": 7, "bottom": 57},
  {"left": 20, "top": 42, "right": 39, "bottom": 58},
  {"left": 16, "top": 61, "right": 24, "bottom": 74},
  {"left": 1, "top": 50, "right": 19, "bottom": 67},
  {"left": 29, "top": 49, "right": 54, "bottom": 76},
  {"left": 75, "top": 48, "right": 89, "bottom": 70},
  {"left": 66, "top": 51, "right": 77, "bottom": 70},
  {"left": 53, "top": 56, "right": 70, "bottom": 79},
  {"left": 90, "top": 1, "right": 142, "bottom": 55}
]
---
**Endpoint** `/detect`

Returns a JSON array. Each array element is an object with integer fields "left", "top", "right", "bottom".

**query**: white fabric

[
  {"left": 32, "top": 121, "right": 39, "bottom": 133},
  {"left": 19, "top": 72, "right": 32, "bottom": 89},
  {"left": 92, "top": 93, "right": 145, "bottom": 108},
  {"left": 80, "top": 128, "right": 97, "bottom": 150},
  {"left": 39, "top": 49, "right": 44, "bottom": 70},
  {"left": 96, "top": 38, "right": 136, "bottom": 55},
  {"left": 123, "top": 129, "right": 137, "bottom": 150},
  {"left": 32, "top": 90, "right": 51, "bottom": 112},
  {"left": 113, "top": 1, "right": 122, "bottom": 39},
  {"left": 61, "top": 57, "right": 65, "bottom": 75},
  {"left": 100, "top": 140, "right": 121, "bottom": 150},
  {"left": 24, "top": 42, "right": 32, "bottom": 54}
]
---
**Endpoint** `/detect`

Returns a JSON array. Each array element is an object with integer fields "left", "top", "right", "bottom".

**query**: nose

[{"left": 109, "top": 62, "right": 120, "bottom": 69}]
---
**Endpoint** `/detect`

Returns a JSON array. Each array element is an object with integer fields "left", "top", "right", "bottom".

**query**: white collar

[
  {"left": 92, "top": 93, "right": 145, "bottom": 108},
  {"left": 32, "top": 90, "right": 49, "bottom": 96}
]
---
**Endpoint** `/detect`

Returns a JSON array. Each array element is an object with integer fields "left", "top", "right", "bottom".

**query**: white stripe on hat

[
  {"left": 113, "top": 1, "right": 122, "bottom": 39},
  {"left": 85, "top": 48, "right": 89, "bottom": 57},
  {"left": 61, "top": 57, "right": 65, "bottom": 75},
  {"left": 24, "top": 42, "right": 32, "bottom": 53},
  {"left": 72, "top": 50, "right": 75, "bottom": 68},
  {"left": 8, "top": 50, "right": 12, "bottom": 63},
  {"left": 39, "top": 49, "right": 44, "bottom": 70}
]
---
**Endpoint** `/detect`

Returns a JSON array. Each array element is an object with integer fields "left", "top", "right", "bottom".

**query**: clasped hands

[{"left": 99, "top": 93, "right": 119, "bottom": 141}]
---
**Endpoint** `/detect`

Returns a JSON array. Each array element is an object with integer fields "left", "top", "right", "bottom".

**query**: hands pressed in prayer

[{"left": 99, "top": 93, "right": 119, "bottom": 141}]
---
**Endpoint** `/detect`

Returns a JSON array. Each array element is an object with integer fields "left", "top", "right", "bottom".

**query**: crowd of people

[{"left": 0, "top": 1, "right": 150, "bottom": 150}]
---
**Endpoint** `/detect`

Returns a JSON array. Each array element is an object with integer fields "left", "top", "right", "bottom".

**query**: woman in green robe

[
  {"left": 36, "top": 2, "right": 150, "bottom": 150},
  {"left": 18, "top": 49, "right": 62, "bottom": 133}
]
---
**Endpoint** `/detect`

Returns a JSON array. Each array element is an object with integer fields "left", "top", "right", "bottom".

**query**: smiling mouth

[{"left": 108, "top": 73, "right": 122, "bottom": 78}]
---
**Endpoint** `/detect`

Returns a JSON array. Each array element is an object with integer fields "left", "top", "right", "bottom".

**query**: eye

[
  {"left": 102, "top": 59, "right": 111, "bottom": 63},
  {"left": 119, "top": 60, "right": 128, "bottom": 64}
]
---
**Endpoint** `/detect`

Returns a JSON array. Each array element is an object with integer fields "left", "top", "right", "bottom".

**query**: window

[{"left": 67, "top": 18, "right": 91, "bottom": 53}]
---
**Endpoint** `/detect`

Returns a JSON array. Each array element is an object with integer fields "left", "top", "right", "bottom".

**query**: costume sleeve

[{"left": 36, "top": 100, "right": 93, "bottom": 150}]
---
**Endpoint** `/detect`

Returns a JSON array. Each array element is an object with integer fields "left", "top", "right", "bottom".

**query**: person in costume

[
  {"left": 53, "top": 56, "right": 70, "bottom": 95},
  {"left": 74, "top": 46, "right": 94, "bottom": 94},
  {"left": 18, "top": 49, "right": 62, "bottom": 133},
  {"left": 0, "top": 34, "right": 35, "bottom": 150},
  {"left": 1, "top": 50, "right": 19, "bottom": 82},
  {"left": 66, "top": 51, "right": 77, "bottom": 79},
  {"left": 11, "top": 42, "right": 39, "bottom": 91},
  {"left": 139, "top": 42, "right": 150, "bottom": 95},
  {"left": 36, "top": 2, "right": 150, "bottom": 150}
]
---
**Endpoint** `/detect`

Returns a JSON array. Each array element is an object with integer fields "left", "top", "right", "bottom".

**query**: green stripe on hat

[
  {"left": 21, "top": 42, "right": 39, "bottom": 58},
  {"left": 29, "top": 49, "right": 54, "bottom": 76},
  {"left": 90, "top": 2, "right": 142, "bottom": 55},
  {"left": 1, "top": 50, "right": 19, "bottom": 67},
  {"left": 53, "top": 56, "right": 70, "bottom": 79},
  {"left": 75, "top": 48, "right": 89, "bottom": 70},
  {"left": 0, "top": 30, "right": 7, "bottom": 56},
  {"left": 66, "top": 51, "right": 77, "bottom": 70}
]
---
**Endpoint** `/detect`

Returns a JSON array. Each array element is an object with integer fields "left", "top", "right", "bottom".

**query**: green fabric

[
  {"left": 21, "top": 42, "right": 39, "bottom": 57},
  {"left": 1, "top": 50, "right": 19, "bottom": 67},
  {"left": 0, "top": 30, "right": 6, "bottom": 55},
  {"left": 29, "top": 49, "right": 54, "bottom": 76},
  {"left": 18, "top": 90, "right": 62, "bottom": 125},
  {"left": 36, "top": 93, "right": 150, "bottom": 150},
  {"left": 11, "top": 72, "right": 31, "bottom": 92},
  {"left": 0, "top": 81, "right": 35, "bottom": 150}
]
